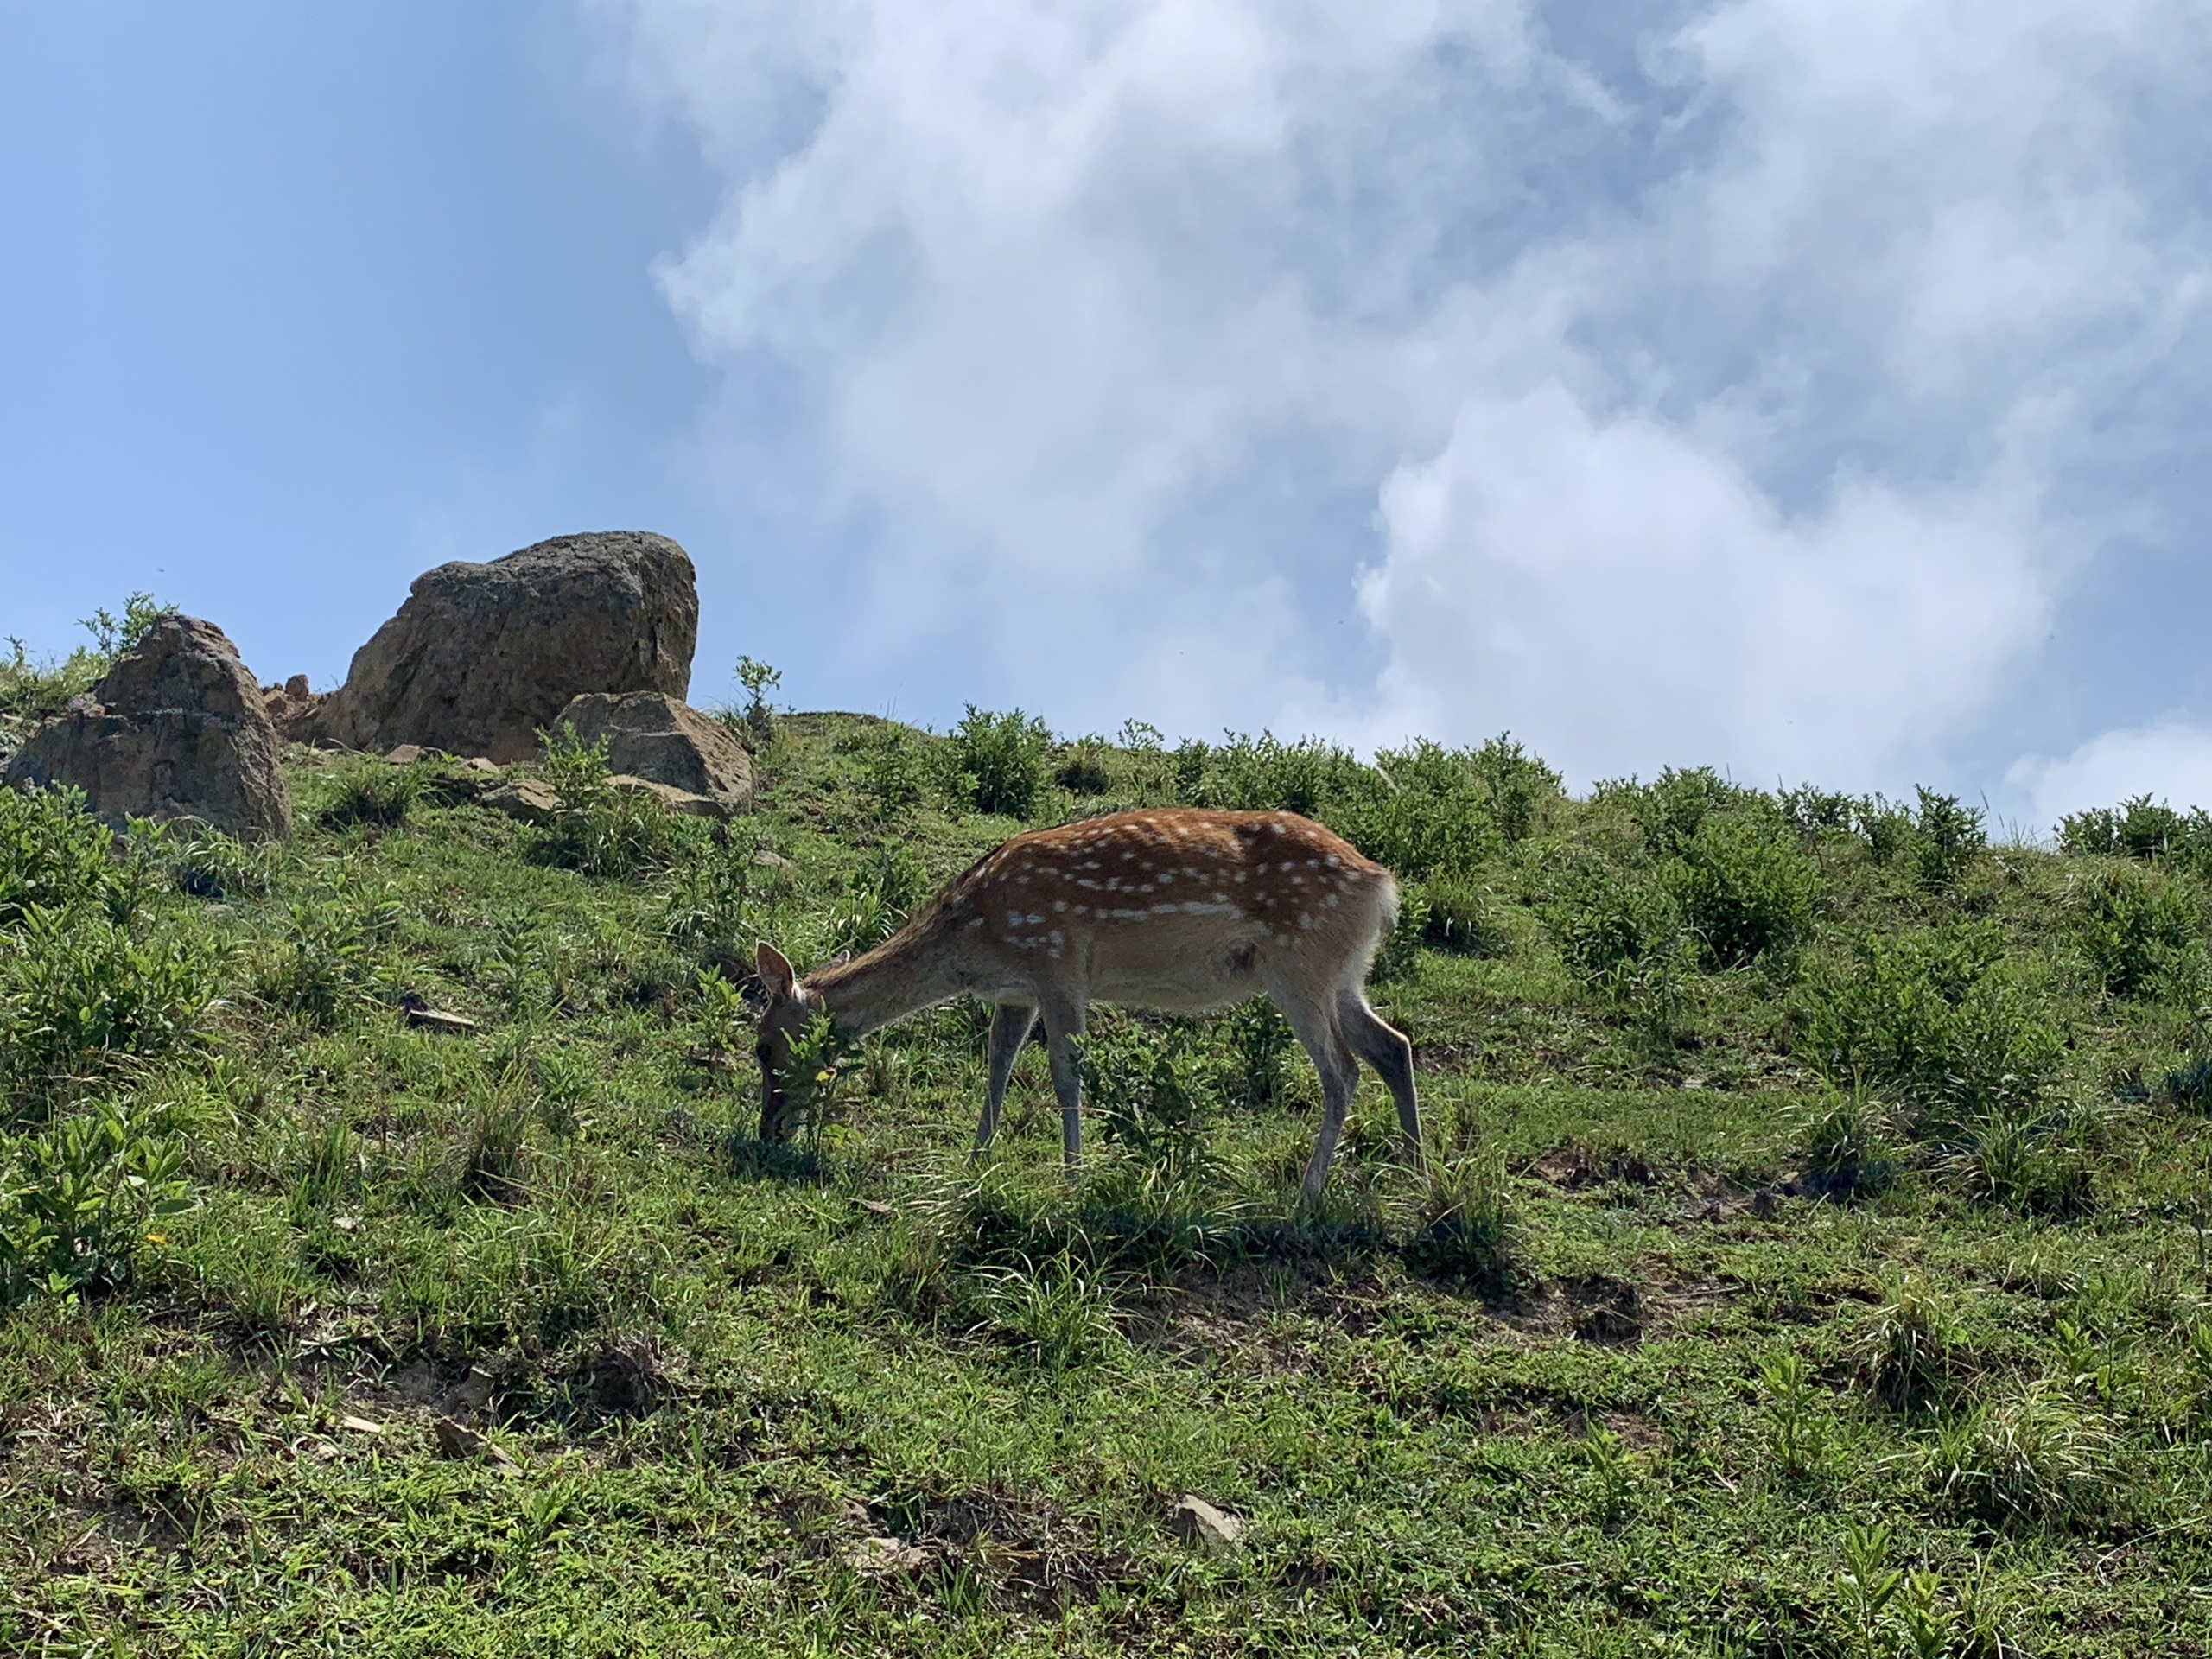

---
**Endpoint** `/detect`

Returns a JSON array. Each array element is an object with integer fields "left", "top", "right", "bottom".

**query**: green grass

[{"left": 4, "top": 712, "right": 2212, "bottom": 1655}]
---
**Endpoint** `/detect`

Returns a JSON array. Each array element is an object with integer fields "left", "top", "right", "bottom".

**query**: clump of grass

[
  {"left": 460, "top": 1074, "right": 534, "bottom": 1203},
  {"left": 319, "top": 759, "right": 423, "bottom": 830},
  {"left": 1942, "top": 1109, "right": 2095, "bottom": 1217},
  {"left": 1925, "top": 1380, "right": 2113, "bottom": 1527},
  {"left": 1416, "top": 874, "right": 1512, "bottom": 957},
  {"left": 1795, "top": 1088, "right": 1899, "bottom": 1198},
  {"left": 1852, "top": 1277, "right": 1960, "bottom": 1409},
  {"left": 1400, "top": 1148, "right": 1513, "bottom": 1284},
  {"left": 962, "top": 1253, "right": 1126, "bottom": 1372},
  {"left": 2161, "top": 1054, "right": 2212, "bottom": 1110}
]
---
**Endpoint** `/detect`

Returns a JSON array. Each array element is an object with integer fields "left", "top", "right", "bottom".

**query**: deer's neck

[{"left": 806, "top": 925, "right": 965, "bottom": 1039}]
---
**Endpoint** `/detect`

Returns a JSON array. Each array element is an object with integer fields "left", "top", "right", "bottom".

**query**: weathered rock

[
  {"left": 553, "top": 691, "right": 753, "bottom": 813},
  {"left": 481, "top": 778, "right": 559, "bottom": 823},
  {"left": 315, "top": 531, "right": 698, "bottom": 764},
  {"left": 262, "top": 674, "right": 324, "bottom": 744},
  {"left": 607, "top": 773, "right": 732, "bottom": 819},
  {"left": 1171, "top": 1496, "right": 1245, "bottom": 1554},
  {"left": 385, "top": 744, "right": 428, "bottom": 766},
  {"left": 4, "top": 616, "right": 292, "bottom": 840}
]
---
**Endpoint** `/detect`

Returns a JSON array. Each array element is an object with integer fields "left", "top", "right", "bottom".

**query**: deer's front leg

[
  {"left": 974, "top": 1001, "right": 1035, "bottom": 1159},
  {"left": 1039, "top": 998, "right": 1086, "bottom": 1172}
]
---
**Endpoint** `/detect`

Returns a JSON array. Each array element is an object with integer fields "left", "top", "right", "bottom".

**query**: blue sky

[{"left": 4, "top": 2, "right": 2210, "bottom": 825}]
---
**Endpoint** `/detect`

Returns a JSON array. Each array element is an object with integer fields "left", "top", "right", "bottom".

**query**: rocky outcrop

[
  {"left": 262, "top": 675, "right": 324, "bottom": 744},
  {"left": 3, "top": 616, "right": 292, "bottom": 840},
  {"left": 314, "top": 532, "right": 698, "bottom": 764},
  {"left": 552, "top": 691, "right": 753, "bottom": 816}
]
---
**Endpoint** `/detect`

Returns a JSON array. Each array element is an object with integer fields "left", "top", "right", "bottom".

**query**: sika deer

[{"left": 752, "top": 808, "right": 1422, "bottom": 1208}]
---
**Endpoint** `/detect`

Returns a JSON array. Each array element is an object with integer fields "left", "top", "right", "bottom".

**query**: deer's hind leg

[
  {"left": 975, "top": 1001, "right": 1036, "bottom": 1159},
  {"left": 1264, "top": 979, "right": 1362, "bottom": 1213},
  {"left": 1338, "top": 988, "right": 1425, "bottom": 1175},
  {"left": 1038, "top": 995, "right": 1088, "bottom": 1172}
]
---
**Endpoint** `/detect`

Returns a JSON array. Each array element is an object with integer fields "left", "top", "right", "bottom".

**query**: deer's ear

[{"left": 755, "top": 942, "right": 798, "bottom": 1000}]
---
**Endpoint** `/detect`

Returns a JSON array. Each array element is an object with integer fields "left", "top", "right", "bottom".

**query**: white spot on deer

[
  {"left": 1300, "top": 912, "right": 1315, "bottom": 929},
  {"left": 1049, "top": 930, "right": 1064, "bottom": 946},
  {"left": 1053, "top": 900, "right": 1067, "bottom": 912},
  {"left": 1307, "top": 859, "right": 1319, "bottom": 868},
  {"left": 1325, "top": 855, "right": 1341, "bottom": 868},
  {"left": 1323, "top": 893, "right": 1339, "bottom": 908},
  {"left": 1026, "top": 913, "right": 1044, "bottom": 925},
  {"left": 1072, "top": 904, "right": 1088, "bottom": 916}
]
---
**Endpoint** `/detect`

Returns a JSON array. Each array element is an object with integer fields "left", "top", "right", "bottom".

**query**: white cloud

[
  {"left": 609, "top": 0, "right": 2212, "bottom": 781},
  {"left": 1359, "top": 385, "right": 2047, "bottom": 785},
  {"left": 2007, "top": 722, "right": 2212, "bottom": 833}
]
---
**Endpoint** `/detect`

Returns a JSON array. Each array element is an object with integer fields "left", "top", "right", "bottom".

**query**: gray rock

[
  {"left": 261, "top": 674, "right": 323, "bottom": 744},
  {"left": 481, "top": 778, "right": 559, "bottom": 823},
  {"left": 3, "top": 616, "right": 292, "bottom": 841},
  {"left": 554, "top": 691, "right": 753, "bottom": 814},
  {"left": 1171, "top": 1496, "right": 1245, "bottom": 1554},
  {"left": 315, "top": 531, "right": 698, "bottom": 764}
]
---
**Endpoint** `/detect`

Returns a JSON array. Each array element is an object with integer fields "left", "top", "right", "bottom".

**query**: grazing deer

[{"left": 752, "top": 808, "right": 1423, "bottom": 1208}]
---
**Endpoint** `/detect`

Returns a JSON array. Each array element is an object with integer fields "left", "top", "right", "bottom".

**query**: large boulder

[
  {"left": 3, "top": 616, "right": 293, "bottom": 841},
  {"left": 314, "top": 531, "right": 698, "bottom": 764},
  {"left": 552, "top": 692, "right": 753, "bottom": 817}
]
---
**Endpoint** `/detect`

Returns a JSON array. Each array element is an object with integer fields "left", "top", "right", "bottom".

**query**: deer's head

[{"left": 752, "top": 942, "right": 830, "bottom": 1142}]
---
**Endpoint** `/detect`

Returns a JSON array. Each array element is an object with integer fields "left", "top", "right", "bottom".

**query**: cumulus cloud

[
  {"left": 2007, "top": 722, "right": 2212, "bottom": 834},
  {"left": 608, "top": 0, "right": 2212, "bottom": 785}
]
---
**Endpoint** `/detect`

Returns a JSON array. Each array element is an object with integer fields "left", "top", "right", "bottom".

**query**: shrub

[
  {"left": 2058, "top": 794, "right": 2212, "bottom": 865},
  {"left": 1547, "top": 857, "right": 1687, "bottom": 982},
  {"left": 1052, "top": 736, "right": 1113, "bottom": 795},
  {"left": 1079, "top": 1018, "right": 1224, "bottom": 1191},
  {"left": 1756, "top": 1350, "right": 1832, "bottom": 1480},
  {"left": 1792, "top": 925, "right": 2063, "bottom": 1128},
  {"left": 0, "top": 1100, "right": 191, "bottom": 1309},
  {"left": 0, "top": 785, "right": 144, "bottom": 928},
  {"left": 1221, "top": 996, "right": 1296, "bottom": 1111},
  {"left": 949, "top": 707, "right": 1051, "bottom": 818},
  {"left": 735, "top": 656, "right": 781, "bottom": 747},
  {"left": 1666, "top": 810, "right": 1819, "bottom": 968},
  {"left": 1344, "top": 737, "right": 1560, "bottom": 879},
  {"left": 2071, "top": 865, "right": 2203, "bottom": 999},
  {"left": 1914, "top": 787, "right": 1987, "bottom": 890},
  {"left": 0, "top": 592, "right": 172, "bottom": 728},
  {"left": 1600, "top": 766, "right": 1762, "bottom": 857},
  {"left": 253, "top": 896, "right": 397, "bottom": 1025},
  {"left": 863, "top": 728, "right": 924, "bottom": 817},
  {"left": 1, "top": 906, "right": 217, "bottom": 1094},
  {"left": 532, "top": 723, "right": 693, "bottom": 878},
  {"left": 1419, "top": 876, "right": 1511, "bottom": 956}
]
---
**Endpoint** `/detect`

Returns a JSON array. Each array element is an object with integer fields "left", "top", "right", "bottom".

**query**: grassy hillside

[{"left": 4, "top": 687, "right": 2212, "bottom": 1656}]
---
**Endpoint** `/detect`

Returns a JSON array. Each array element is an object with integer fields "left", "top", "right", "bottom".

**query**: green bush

[
  {"left": 253, "top": 896, "right": 398, "bottom": 1025},
  {"left": 1401, "top": 1147, "right": 1513, "bottom": 1284},
  {"left": 532, "top": 723, "right": 694, "bottom": 877},
  {"left": 0, "top": 1100, "right": 191, "bottom": 1309},
  {"left": 1913, "top": 788, "right": 1987, "bottom": 890},
  {"left": 948, "top": 707, "right": 1051, "bottom": 817},
  {"left": 1792, "top": 925, "right": 2063, "bottom": 1128},
  {"left": 1547, "top": 857, "right": 1687, "bottom": 982},
  {"left": 0, "top": 785, "right": 145, "bottom": 927},
  {"left": 1052, "top": 736, "right": 1113, "bottom": 795},
  {"left": 1418, "top": 874, "right": 1512, "bottom": 957},
  {"left": 1077, "top": 1018, "right": 1224, "bottom": 1191},
  {"left": 2058, "top": 794, "right": 2212, "bottom": 865},
  {"left": 2071, "top": 865, "right": 2203, "bottom": 999},
  {"left": 1795, "top": 1089, "right": 1898, "bottom": 1198},
  {"left": 1666, "top": 810, "right": 1819, "bottom": 968},
  {"left": 1, "top": 907, "right": 217, "bottom": 1094}
]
